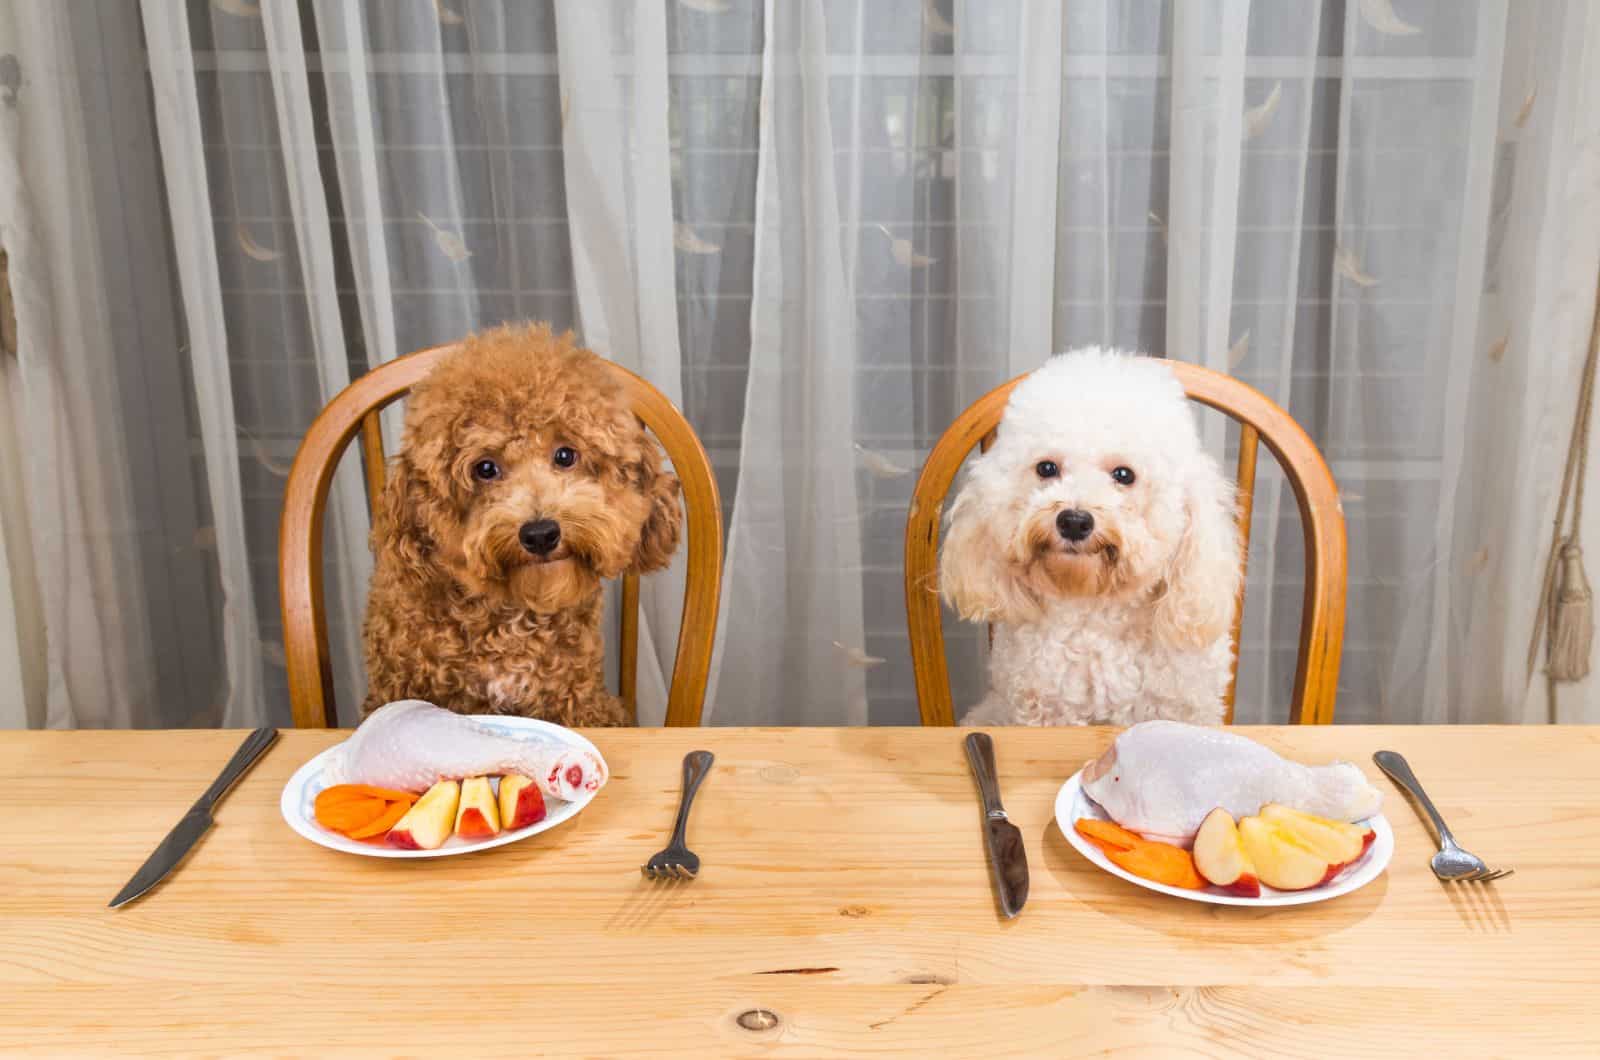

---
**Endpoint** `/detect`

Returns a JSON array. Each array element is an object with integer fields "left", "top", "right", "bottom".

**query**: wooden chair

[
  {"left": 279, "top": 344, "right": 723, "bottom": 728},
  {"left": 904, "top": 362, "right": 1346, "bottom": 726}
]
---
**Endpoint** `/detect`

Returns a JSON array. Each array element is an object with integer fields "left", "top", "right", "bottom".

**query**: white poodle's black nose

[
  {"left": 519, "top": 518, "right": 562, "bottom": 556},
  {"left": 1055, "top": 508, "right": 1094, "bottom": 542}
]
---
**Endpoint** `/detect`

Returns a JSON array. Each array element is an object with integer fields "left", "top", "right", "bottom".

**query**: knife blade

[
  {"left": 964, "top": 731, "right": 1029, "bottom": 918},
  {"left": 110, "top": 726, "right": 278, "bottom": 909}
]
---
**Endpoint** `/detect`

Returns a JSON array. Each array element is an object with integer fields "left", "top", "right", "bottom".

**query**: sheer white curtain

[
  {"left": 3, "top": 0, "right": 1596, "bottom": 728},
  {"left": 2, "top": 1, "right": 168, "bottom": 729}
]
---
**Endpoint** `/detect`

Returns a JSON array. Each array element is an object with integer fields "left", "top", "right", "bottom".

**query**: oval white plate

[
  {"left": 281, "top": 716, "right": 606, "bottom": 859},
  {"left": 1055, "top": 769, "right": 1393, "bottom": 906}
]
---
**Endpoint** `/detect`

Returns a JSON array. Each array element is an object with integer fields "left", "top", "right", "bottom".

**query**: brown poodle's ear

[
  {"left": 632, "top": 467, "right": 683, "bottom": 574},
  {"left": 371, "top": 457, "right": 436, "bottom": 584}
]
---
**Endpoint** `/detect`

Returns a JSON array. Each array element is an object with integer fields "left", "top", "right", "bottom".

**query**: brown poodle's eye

[
  {"left": 472, "top": 459, "right": 500, "bottom": 481},
  {"left": 553, "top": 446, "right": 578, "bottom": 469},
  {"left": 1036, "top": 460, "right": 1059, "bottom": 480},
  {"left": 1111, "top": 466, "right": 1136, "bottom": 486}
]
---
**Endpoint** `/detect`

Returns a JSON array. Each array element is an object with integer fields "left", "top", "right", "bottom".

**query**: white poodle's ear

[
  {"left": 1150, "top": 456, "right": 1243, "bottom": 650},
  {"left": 939, "top": 478, "right": 1042, "bottom": 626}
]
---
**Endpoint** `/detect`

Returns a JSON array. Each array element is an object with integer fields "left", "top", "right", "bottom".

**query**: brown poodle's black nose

[
  {"left": 519, "top": 519, "right": 561, "bottom": 556},
  {"left": 1056, "top": 508, "right": 1094, "bottom": 542}
]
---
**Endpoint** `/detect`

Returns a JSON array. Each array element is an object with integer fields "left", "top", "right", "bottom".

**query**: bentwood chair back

[
  {"left": 279, "top": 344, "right": 722, "bottom": 728},
  {"left": 904, "top": 361, "right": 1346, "bottom": 725}
]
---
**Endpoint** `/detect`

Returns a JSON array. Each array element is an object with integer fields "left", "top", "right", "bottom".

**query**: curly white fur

[{"left": 941, "top": 350, "right": 1242, "bottom": 726}]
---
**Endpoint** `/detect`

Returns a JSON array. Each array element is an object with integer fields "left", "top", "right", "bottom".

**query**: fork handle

[
  {"left": 669, "top": 750, "right": 714, "bottom": 848},
  {"left": 1373, "top": 751, "right": 1458, "bottom": 848}
]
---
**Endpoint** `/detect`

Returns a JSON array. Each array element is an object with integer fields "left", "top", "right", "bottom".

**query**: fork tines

[
  {"left": 1454, "top": 868, "right": 1514, "bottom": 883},
  {"left": 642, "top": 862, "right": 696, "bottom": 880}
]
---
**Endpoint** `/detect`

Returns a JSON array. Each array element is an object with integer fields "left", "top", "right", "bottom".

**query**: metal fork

[
  {"left": 1373, "top": 751, "right": 1513, "bottom": 883},
  {"left": 642, "top": 750, "right": 714, "bottom": 880}
]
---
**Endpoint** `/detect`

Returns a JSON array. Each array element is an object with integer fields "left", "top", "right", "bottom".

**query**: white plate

[
  {"left": 280, "top": 716, "right": 605, "bottom": 859},
  {"left": 1055, "top": 769, "right": 1393, "bottom": 906}
]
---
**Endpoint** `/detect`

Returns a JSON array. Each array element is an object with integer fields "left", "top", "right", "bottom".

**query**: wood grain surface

[{"left": 1, "top": 726, "right": 1593, "bottom": 1057}]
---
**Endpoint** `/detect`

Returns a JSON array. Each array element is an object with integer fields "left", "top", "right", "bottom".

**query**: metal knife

[
  {"left": 964, "top": 731, "right": 1029, "bottom": 918},
  {"left": 109, "top": 726, "right": 278, "bottom": 909}
]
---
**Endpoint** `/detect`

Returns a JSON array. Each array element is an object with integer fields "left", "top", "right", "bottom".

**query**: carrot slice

[
  {"left": 338, "top": 784, "right": 419, "bottom": 803},
  {"left": 345, "top": 800, "right": 411, "bottom": 840},
  {"left": 314, "top": 788, "right": 371, "bottom": 816},
  {"left": 315, "top": 797, "right": 388, "bottom": 833},
  {"left": 1107, "top": 841, "right": 1206, "bottom": 890},
  {"left": 1074, "top": 818, "right": 1146, "bottom": 855},
  {"left": 315, "top": 784, "right": 417, "bottom": 812}
]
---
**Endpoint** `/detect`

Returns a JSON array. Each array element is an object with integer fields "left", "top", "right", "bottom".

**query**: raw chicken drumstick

[
  {"left": 1081, "top": 720, "right": 1381, "bottom": 846},
  {"left": 326, "top": 700, "right": 607, "bottom": 801}
]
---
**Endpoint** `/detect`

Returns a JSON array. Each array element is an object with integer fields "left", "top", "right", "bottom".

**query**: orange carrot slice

[
  {"left": 1074, "top": 818, "right": 1146, "bottom": 855},
  {"left": 339, "top": 784, "right": 419, "bottom": 803},
  {"left": 1107, "top": 841, "right": 1206, "bottom": 890},
  {"left": 315, "top": 784, "right": 417, "bottom": 811},
  {"left": 345, "top": 800, "right": 411, "bottom": 840},
  {"left": 315, "top": 797, "right": 388, "bottom": 833}
]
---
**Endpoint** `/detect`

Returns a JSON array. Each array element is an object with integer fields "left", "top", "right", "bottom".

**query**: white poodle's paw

[{"left": 958, "top": 693, "right": 1014, "bottom": 727}]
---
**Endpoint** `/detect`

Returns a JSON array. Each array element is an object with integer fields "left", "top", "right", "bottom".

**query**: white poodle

[{"left": 940, "top": 350, "right": 1243, "bottom": 726}]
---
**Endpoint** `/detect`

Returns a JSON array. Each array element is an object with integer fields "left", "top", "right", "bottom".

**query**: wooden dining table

[{"left": 1, "top": 724, "right": 1594, "bottom": 1057}]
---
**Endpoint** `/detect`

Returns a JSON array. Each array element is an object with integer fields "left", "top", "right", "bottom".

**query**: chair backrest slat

[
  {"left": 619, "top": 572, "right": 641, "bottom": 724},
  {"left": 1225, "top": 423, "right": 1261, "bottom": 723},
  {"left": 358, "top": 411, "right": 386, "bottom": 514},
  {"left": 904, "top": 361, "right": 1346, "bottom": 726},
  {"left": 280, "top": 343, "right": 722, "bottom": 728}
]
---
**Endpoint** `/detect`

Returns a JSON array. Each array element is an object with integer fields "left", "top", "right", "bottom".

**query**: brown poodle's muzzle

[{"left": 453, "top": 475, "right": 650, "bottom": 614}]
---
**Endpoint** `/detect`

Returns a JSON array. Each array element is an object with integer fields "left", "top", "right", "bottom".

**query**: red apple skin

[
  {"left": 386, "top": 830, "right": 422, "bottom": 850},
  {"left": 1316, "top": 831, "right": 1375, "bottom": 886},
  {"left": 1216, "top": 873, "right": 1262, "bottom": 898},
  {"left": 457, "top": 808, "right": 495, "bottom": 840},
  {"left": 500, "top": 777, "right": 548, "bottom": 830},
  {"left": 507, "top": 787, "right": 546, "bottom": 829}
]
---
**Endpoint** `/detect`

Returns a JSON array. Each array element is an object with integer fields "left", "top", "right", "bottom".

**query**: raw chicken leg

[
  {"left": 1081, "top": 720, "right": 1381, "bottom": 846},
  {"left": 326, "top": 700, "right": 608, "bottom": 801}
]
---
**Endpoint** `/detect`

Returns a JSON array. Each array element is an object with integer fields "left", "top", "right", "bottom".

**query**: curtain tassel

[{"left": 1549, "top": 541, "right": 1594, "bottom": 681}]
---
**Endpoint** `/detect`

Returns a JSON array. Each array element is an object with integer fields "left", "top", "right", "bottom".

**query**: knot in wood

[{"left": 736, "top": 1008, "right": 781, "bottom": 1032}]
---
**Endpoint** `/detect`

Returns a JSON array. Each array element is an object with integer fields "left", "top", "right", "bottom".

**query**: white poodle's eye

[
  {"left": 1111, "top": 466, "right": 1136, "bottom": 486},
  {"left": 472, "top": 459, "right": 500, "bottom": 481},
  {"left": 1035, "top": 460, "right": 1059, "bottom": 480},
  {"left": 553, "top": 446, "right": 579, "bottom": 469}
]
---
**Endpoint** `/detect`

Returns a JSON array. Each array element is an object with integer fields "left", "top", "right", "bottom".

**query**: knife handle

[
  {"left": 964, "top": 732, "right": 1007, "bottom": 818},
  {"left": 194, "top": 727, "right": 279, "bottom": 812}
]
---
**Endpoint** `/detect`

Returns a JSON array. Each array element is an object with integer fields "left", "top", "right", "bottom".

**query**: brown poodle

[{"left": 361, "top": 323, "right": 682, "bottom": 725}]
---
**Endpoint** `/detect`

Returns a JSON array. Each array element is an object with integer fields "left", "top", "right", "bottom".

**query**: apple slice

[
  {"left": 1237, "top": 815, "right": 1332, "bottom": 891},
  {"left": 454, "top": 776, "right": 501, "bottom": 840},
  {"left": 386, "top": 779, "right": 460, "bottom": 850},
  {"left": 498, "top": 774, "right": 548, "bottom": 831},
  {"left": 1192, "top": 808, "right": 1262, "bottom": 898},
  {"left": 1257, "top": 804, "right": 1364, "bottom": 873},
  {"left": 1260, "top": 803, "right": 1375, "bottom": 854}
]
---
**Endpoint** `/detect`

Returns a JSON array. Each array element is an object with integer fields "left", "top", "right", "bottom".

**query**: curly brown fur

[{"left": 361, "top": 323, "right": 683, "bottom": 725}]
